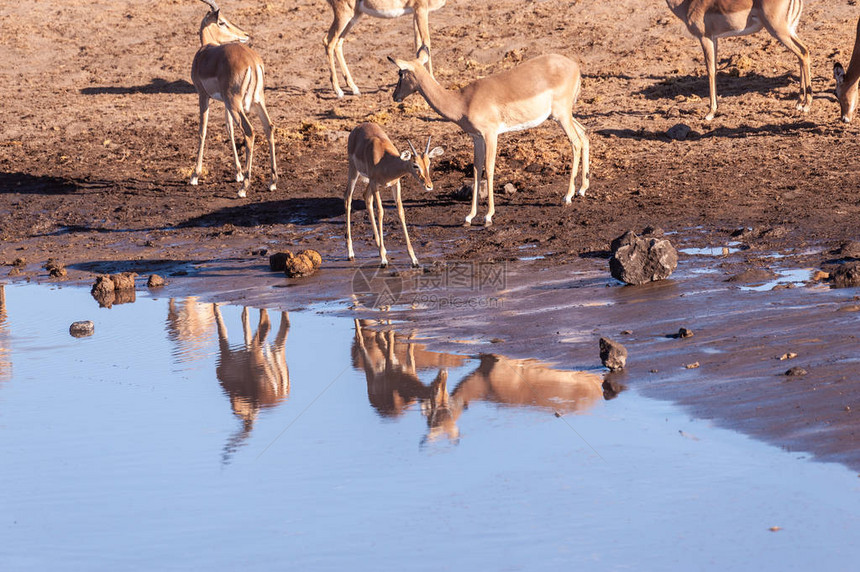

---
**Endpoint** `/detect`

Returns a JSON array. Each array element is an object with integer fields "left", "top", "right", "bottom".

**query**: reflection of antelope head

[
  {"left": 351, "top": 319, "right": 464, "bottom": 443},
  {"left": 214, "top": 304, "right": 290, "bottom": 461},
  {"left": 452, "top": 354, "right": 605, "bottom": 415}
]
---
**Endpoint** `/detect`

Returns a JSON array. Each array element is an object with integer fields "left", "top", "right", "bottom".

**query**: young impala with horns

[
  {"left": 344, "top": 122, "right": 443, "bottom": 268},
  {"left": 389, "top": 48, "right": 589, "bottom": 227},
  {"left": 190, "top": 0, "right": 277, "bottom": 198},
  {"left": 665, "top": 0, "right": 812, "bottom": 120},
  {"left": 324, "top": 0, "right": 447, "bottom": 98}
]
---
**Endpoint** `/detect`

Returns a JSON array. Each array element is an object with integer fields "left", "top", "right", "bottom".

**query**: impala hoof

[
  {"left": 483, "top": 218, "right": 493, "bottom": 228},
  {"left": 411, "top": 260, "right": 421, "bottom": 269},
  {"left": 268, "top": 182, "right": 277, "bottom": 192},
  {"left": 189, "top": 177, "right": 199, "bottom": 186},
  {"left": 237, "top": 189, "right": 247, "bottom": 199},
  {"left": 236, "top": 173, "right": 245, "bottom": 183},
  {"left": 705, "top": 112, "right": 715, "bottom": 121}
]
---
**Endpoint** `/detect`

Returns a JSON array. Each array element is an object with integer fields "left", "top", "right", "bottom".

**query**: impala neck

[
  {"left": 410, "top": 64, "right": 467, "bottom": 124},
  {"left": 846, "top": 18, "right": 860, "bottom": 88}
]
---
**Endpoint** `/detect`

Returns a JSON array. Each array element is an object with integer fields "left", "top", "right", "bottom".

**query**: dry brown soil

[{"left": 1, "top": 1, "right": 859, "bottom": 466}]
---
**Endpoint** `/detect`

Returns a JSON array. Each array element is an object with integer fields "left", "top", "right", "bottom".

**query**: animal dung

[
  {"left": 276, "top": 249, "right": 323, "bottom": 278},
  {"left": 45, "top": 258, "right": 67, "bottom": 278},
  {"left": 269, "top": 251, "right": 294, "bottom": 272},
  {"left": 90, "top": 272, "right": 138, "bottom": 308},
  {"left": 147, "top": 274, "right": 166, "bottom": 288},
  {"left": 69, "top": 320, "right": 95, "bottom": 338}
]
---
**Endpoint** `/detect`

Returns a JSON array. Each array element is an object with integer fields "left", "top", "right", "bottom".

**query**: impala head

[
  {"left": 400, "top": 137, "right": 444, "bottom": 191},
  {"left": 388, "top": 46, "right": 431, "bottom": 102},
  {"left": 198, "top": 0, "right": 250, "bottom": 47},
  {"left": 834, "top": 62, "right": 858, "bottom": 123}
]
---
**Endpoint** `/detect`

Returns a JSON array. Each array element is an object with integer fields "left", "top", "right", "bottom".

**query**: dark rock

[
  {"left": 147, "top": 274, "right": 166, "bottom": 288},
  {"left": 785, "top": 366, "right": 808, "bottom": 377},
  {"left": 285, "top": 254, "right": 316, "bottom": 278},
  {"left": 609, "top": 230, "right": 678, "bottom": 285},
  {"left": 599, "top": 337, "right": 628, "bottom": 371},
  {"left": 110, "top": 272, "right": 137, "bottom": 290},
  {"left": 830, "top": 262, "right": 860, "bottom": 288},
  {"left": 678, "top": 327, "right": 694, "bottom": 338},
  {"left": 69, "top": 320, "right": 94, "bottom": 338},
  {"left": 12, "top": 258, "right": 26, "bottom": 268},
  {"left": 666, "top": 123, "right": 692, "bottom": 141}
]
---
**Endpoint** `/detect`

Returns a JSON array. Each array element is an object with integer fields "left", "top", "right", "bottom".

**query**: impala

[
  {"left": 665, "top": 0, "right": 812, "bottom": 120},
  {"left": 389, "top": 48, "right": 589, "bottom": 227},
  {"left": 834, "top": 17, "right": 860, "bottom": 123},
  {"left": 344, "top": 122, "right": 443, "bottom": 268},
  {"left": 190, "top": 0, "right": 277, "bottom": 198},
  {"left": 324, "top": 0, "right": 446, "bottom": 98}
]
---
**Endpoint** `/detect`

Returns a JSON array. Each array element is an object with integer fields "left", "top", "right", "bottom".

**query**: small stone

[
  {"left": 69, "top": 320, "right": 95, "bottom": 338},
  {"left": 685, "top": 362, "right": 700, "bottom": 369},
  {"left": 830, "top": 262, "right": 860, "bottom": 288},
  {"left": 110, "top": 272, "right": 137, "bottom": 290},
  {"left": 785, "top": 366, "right": 808, "bottom": 377},
  {"left": 503, "top": 183, "right": 517, "bottom": 195},
  {"left": 678, "top": 327, "right": 694, "bottom": 338},
  {"left": 779, "top": 352, "right": 798, "bottom": 361},
  {"left": 666, "top": 123, "right": 692, "bottom": 141},
  {"left": 147, "top": 274, "right": 166, "bottom": 288},
  {"left": 609, "top": 230, "right": 678, "bottom": 285},
  {"left": 769, "top": 526, "right": 782, "bottom": 533},
  {"left": 599, "top": 337, "right": 627, "bottom": 371},
  {"left": 812, "top": 270, "right": 830, "bottom": 282},
  {"left": 490, "top": 338, "right": 504, "bottom": 343},
  {"left": 620, "top": 330, "right": 633, "bottom": 335}
]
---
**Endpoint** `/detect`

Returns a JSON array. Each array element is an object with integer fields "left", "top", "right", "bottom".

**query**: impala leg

[
  {"left": 213, "top": 303, "right": 230, "bottom": 354},
  {"left": 254, "top": 101, "right": 278, "bottom": 191},
  {"left": 241, "top": 306, "right": 252, "bottom": 348},
  {"left": 190, "top": 93, "right": 210, "bottom": 186},
  {"left": 763, "top": 22, "right": 812, "bottom": 112},
  {"left": 414, "top": 10, "right": 433, "bottom": 76},
  {"left": 700, "top": 36, "right": 718, "bottom": 121},
  {"left": 325, "top": 11, "right": 361, "bottom": 98},
  {"left": 558, "top": 114, "right": 583, "bottom": 204},
  {"left": 572, "top": 118, "right": 590, "bottom": 197},
  {"left": 365, "top": 186, "right": 382, "bottom": 248},
  {"left": 392, "top": 180, "right": 419, "bottom": 267},
  {"left": 366, "top": 185, "right": 387, "bottom": 267},
  {"left": 225, "top": 107, "right": 244, "bottom": 184},
  {"left": 483, "top": 135, "right": 498, "bottom": 227},
  {"left": 465, "top": 135, "right": 485, "bottom": 226},
  {"left": 234, "top": 107, "right": 255, "bottom": 199},
  {"left": 344, "top": 163, "right": 359, "bottom": 261}
]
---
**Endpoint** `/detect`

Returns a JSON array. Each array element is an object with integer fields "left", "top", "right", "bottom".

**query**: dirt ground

[{"left": 0, "top": 1, "right": 859, "bottom": 465}]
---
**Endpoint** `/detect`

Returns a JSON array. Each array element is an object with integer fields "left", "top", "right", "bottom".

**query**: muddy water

[{"left": 0, "top": 283, "right": 858, "bottom": 570}]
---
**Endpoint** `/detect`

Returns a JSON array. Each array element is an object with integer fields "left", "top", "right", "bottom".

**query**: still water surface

[{"left": 0, "top": 283, "right": 858, "bottom": 570}]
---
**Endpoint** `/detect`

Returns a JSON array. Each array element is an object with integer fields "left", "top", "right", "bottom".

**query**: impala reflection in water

[
  {"left": 165, "top": 298, "right": 290, "bottom": 462},
  {"left": 352, "top": 319, "right": 611, "bottom": 445},
  {"left": 0, "top": 285, "right": 9, "bottom": 382}
]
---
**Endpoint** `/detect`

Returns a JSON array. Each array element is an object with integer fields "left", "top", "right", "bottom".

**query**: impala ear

[
  {"left": 427, "top": 146, "right": 444, "bottom": 158},
  {"left": 835, "top": 62, "right": 846, "bottom": 85},
  {"left": 400, "top": 150, "right": 413, "bottom": 161},
  {"left": 388, "top": 55, "right": 409, "bottom": 70}
]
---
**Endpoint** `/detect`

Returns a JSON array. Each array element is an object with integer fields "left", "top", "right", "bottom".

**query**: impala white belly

[
  {"left": 358, "top": 2, "right": 412, "bottom": 18},
  {"left": 711, "top": 12, "right": 763, "bottom": 38},
  {"left": 498, "top": 109, "right": 551, "bottom": 134}
]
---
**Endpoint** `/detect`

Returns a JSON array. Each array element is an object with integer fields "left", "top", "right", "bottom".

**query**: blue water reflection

[{"left": 0, "top": 283, "right": 857, "bottom": 570}]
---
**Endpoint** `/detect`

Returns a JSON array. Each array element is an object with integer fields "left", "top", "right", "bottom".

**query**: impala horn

[
  {"left": 199, "top": 0, "right": 220, "bottom": 12},
  {"left": 425, "top": 136, "right": 432, "bottom": 155},
  {"left": 407, "top": 140, "right": 419, "bottom": 157}
]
